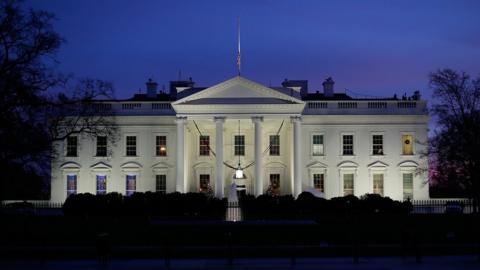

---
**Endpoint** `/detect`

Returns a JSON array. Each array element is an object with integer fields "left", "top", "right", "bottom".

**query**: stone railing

[{"left": 304, "top": 100, "right": 427, "bottom": 115}]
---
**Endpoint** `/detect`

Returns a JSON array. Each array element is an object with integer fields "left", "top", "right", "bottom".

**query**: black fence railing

[{"left": 411, "top": 199, "right": 474, "bottom": 214}]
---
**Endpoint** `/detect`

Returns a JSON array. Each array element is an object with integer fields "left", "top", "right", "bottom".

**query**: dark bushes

[
  {"left": 63, "top": 192, "right": 227, "bottom": 219},
  {"left": 240, "top": 192, "right": 412, "bottom": 220}
]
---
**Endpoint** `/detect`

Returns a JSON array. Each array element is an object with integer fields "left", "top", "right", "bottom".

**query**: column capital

[
  {"left": 251, "top": 116, "right": 264, "bottom": 123},
  {"left": 290, "top": 116, "right": 302, "bottom": 123},
  {"left": 175, "top": 116, "right": 187, "bottom": 124},
  {"left": 213, "top": 116, "right": 226, "bottom": 123}
]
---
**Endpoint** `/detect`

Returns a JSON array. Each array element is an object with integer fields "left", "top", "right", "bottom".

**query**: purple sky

[{"left": 27, "top": 0, "right": 480, "bottom": 100}]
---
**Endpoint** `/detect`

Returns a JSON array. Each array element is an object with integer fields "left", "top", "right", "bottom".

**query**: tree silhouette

[
  {"left": 0, "top": 0, "right": 118, "bottom": 200},
  {"left": 429, "top": 69, "right": 480, "bottom": 212}
]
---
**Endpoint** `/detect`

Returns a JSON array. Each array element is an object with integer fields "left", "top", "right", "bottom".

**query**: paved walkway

[{"left": 0, "top": 256, "right": 479, "bottom": 270}]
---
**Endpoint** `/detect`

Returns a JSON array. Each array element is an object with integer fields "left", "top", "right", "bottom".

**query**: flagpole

[{"left": 237, "top": 17, "right": 241, "bottom": 76}]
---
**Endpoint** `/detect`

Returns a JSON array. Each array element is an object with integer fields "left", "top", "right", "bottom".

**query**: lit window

[
  {"left": 199, "top": 136, "right": 210, "bottom": 156},
  {"left": 269, "top": 174, "right": 281, "bottom": 195},
  {"left": 66, "top": 136, "right": 78, "bottom": 157},
  {"left": 126, "top": 136, "right": 137, "bottom": 156},
  {"left": 313, "top": 173, "right": 324, "bottom": 192},
  {"left": 312, "top": 135, "right": 324, "bottom": 156},
  {"left": 269, "top": 135, "right": 280, "bottom": 156},
  {"left": 403, "top": 173, "right": 413, "bottom": 200},
  {"left": 373, "top": 173, "right": 384, "bottom": 196},
  {"left": 342, "top": 135, "right": 354, "bottom": 155},
  {"left": 66, "top": 175, "right": 77, "bottom": 196},
  {"left": 372, "top": 135, "right": 383, "bottom": 155},
  {"left": 126, "top": 175, "right": 136, "bottom": 196},
  {"left": 199, "top": 174, "right": 210, "bottom": 192},
  {"left": 96, "top": 136, "right": 107, "bottom": 157},
  {"left": 343, "top": 173, "right": 354, "bottom": 196},
  {"left": 96, "top": 175, "right": 107, "bottom": 195},
  {"left": 156, "top": 135, "right": 167, "bottom": 156},
  {"left": 234, "top": 135, "right": 245, "bottom": 156},
  {"left": 156, "top": 175, "right": 166, "bottom": 194},
  {"left": 402, "top": 134, "right": 414, "bottom": 155}
]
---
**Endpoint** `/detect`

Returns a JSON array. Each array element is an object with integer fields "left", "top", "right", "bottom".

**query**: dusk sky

[{"left": 27, "top": 0, "right": 480, "bottom": 100}]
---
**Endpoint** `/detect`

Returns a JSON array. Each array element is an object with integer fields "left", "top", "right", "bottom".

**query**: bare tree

[
  {"left": 429, "top": 68, "right": 480, "bottom": 212},
  {"left": 0, "top": 0, "right": 118, "bottom": 200}
]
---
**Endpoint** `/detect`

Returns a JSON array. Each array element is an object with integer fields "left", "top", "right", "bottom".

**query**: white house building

[{"left": 50, "top": 76, "right": 429, "bottom": 202}]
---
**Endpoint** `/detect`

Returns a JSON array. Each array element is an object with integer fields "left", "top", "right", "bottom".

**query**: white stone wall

[{"left": 51, "top": 115, "right": 429, "bottom": 202}]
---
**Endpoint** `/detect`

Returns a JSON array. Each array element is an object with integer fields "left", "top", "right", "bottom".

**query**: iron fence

[{"left": 410, "top": 199, "right": 474, "bottom": 214}]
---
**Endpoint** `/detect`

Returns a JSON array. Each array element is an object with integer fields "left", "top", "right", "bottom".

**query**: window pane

[
  {"left": 156, "top": 175, "right": 167, "bottom": 194},
  {"left": 96, "top": 136, "right": 107, "bottom": 156},
  {"left": 269, "top": 174, "right": 281, "bottom": 195},
  {"left": 402, "top": 135, "right": 413, "bottom": 155},
  {"left": 269, "top": 135, "right": 280, "bottom": 156},
  {"left": 66, "top": 136, "right": 78, "bottom": 157},
  {"left": 96, "top": 175, "right": 107, "bottom": 195},
  {"left": 199, "top": 174, "right": 210, "bottom": 192},
  {"left": 372, "top": 135, "right": 383, "bottom": 155},
  {"left": 156, "top": 136, "right": 167, "bottom": 156},
  {"left": 343, "top": 173, "right": 354, "bottom": 196},
  {"left": 373, "top": 173, "right": 384, "bottom": 196},
  {"left": 199, "top": 136, "right": 210, "bottom": 156},
  {"left": 313, "top": 173, "right": 324, "bottom": 192},
  {"left": 312, "top": 135, "right": 324, "bottom": 156},
  {"left": 403, "top": 173, "right": 414, "bottom": 200},
  {"left": 126, "top": 136, "right": 137, "bottom": 156},
  {"left": 67, "top": 175, "right": 77, "bottom": 196},
  {"left": 342, "top": 135, "right": 354, "bottom": 155},
  {"left": 126, "top": 175, "right": 136, "bottom": 196},
  {"left": 234, "top": 135, "right": 245, "bottom": 156}
]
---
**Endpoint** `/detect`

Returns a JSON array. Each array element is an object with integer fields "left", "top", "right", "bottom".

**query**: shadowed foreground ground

[{"left": 0, "top": 256, "right": 479, "bottom": 270}]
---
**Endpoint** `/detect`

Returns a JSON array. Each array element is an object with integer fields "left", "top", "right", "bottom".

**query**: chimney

[
  {"left": 146, "top": 78, "right": 158, "bottom": 98},
  {"left": 413, "top": 90, "right": 421, "bottom": 101},
  {"left": 322, "top": 77, "right": 334, "bottom": 98}
]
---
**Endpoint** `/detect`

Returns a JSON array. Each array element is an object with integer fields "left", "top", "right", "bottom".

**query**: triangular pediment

[
  {"left": 173, "top": 76, "right": 304, "bottom": 105},
  {"left": 367, "top": 161, "right": 389, "bottom": 168}
]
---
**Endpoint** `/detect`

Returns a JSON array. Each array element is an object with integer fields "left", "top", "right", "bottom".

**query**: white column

[
  {"left": 252, "top": 116, "right": 263, "bottom": 196},
  {"left": 214, "top": 117, "right": 225, "bottom": 198},
  {"left": 292, "top": 116, "right": 303, "bottom": 197},
  {"left": 175, "top": 117, "right": 187, "bottom": 193}
]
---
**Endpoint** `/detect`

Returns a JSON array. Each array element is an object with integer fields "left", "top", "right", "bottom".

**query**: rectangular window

[
  {"left": 403, "top": 173, "right": 414, "bottom": 200},
  {"left": 342, "top": 135, "right": 354, "bottom": 155},
  {"left": 156, "top": 135, "right": 167, "bottom": 156},
  {"left": 269, "top": 174, "right": 281, "bottom": 195},
  {"left": 269, "top": 135, "right": 280, "bottom": 156},
  {"left": 66, "top": 175, "right": 77, "bottom": 196},
  {"left": 96, "top": 175, "right": 107, "bottom": 195},
  {"left": 199, "top": 174, "right": 210, "bottom": 192},
  {"left": 234, "top": 135, "right": 245, "bottom": 156},
  {"left": 126, "top": 175, "right": 136, "bottom": 196},
  {"left": 343, "top": 173, "right": 354, "bottom": 196},
  {"left": 313, "top": 173, "right": 324, "bottom": 193},
  {"left": 402, "top": 134, "right": 414, "bottom": 155},
  {"left": 96, "top": 136, "right": 107, "bottom": 157},
  {"left": 126, "top": 136, "right": 137, "bottom": 156},
  {"left": 312, "top": 135, "right": 324, "bottom": 156},
  {"left": 66, "top": 136, "right": 78, "bottom": 157},
  {"left": 199, "top": 136, "right": 210, "bottom": 156},
  {"left": 156, "top": 175, "right": 167, "bottom": 194},
  {"left": 372, "top": 135, "right": 384, "bottom": 155},
  {"left": 373, "top": 173, "right": 384, "bottom": 196}
]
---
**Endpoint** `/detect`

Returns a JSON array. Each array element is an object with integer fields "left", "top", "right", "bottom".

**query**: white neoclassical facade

[{"left": 51, "top": 76, "right": 429, "bottom": 202}]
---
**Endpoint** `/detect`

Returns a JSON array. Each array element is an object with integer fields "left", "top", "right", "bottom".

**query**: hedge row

[
  {"left": 63, "top": 192, "right": 227, "bottom": 219},
  {"left": 63, "top": 192, "right": 412, "bottom": 220},
  {"left": 240, "top": 193, "right": 413, "bottom": 220}
]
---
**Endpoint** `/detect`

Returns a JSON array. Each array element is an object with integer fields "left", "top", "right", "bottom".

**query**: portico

[{"left": 172, "top": 76, "right": 306, "bottom": 198}]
